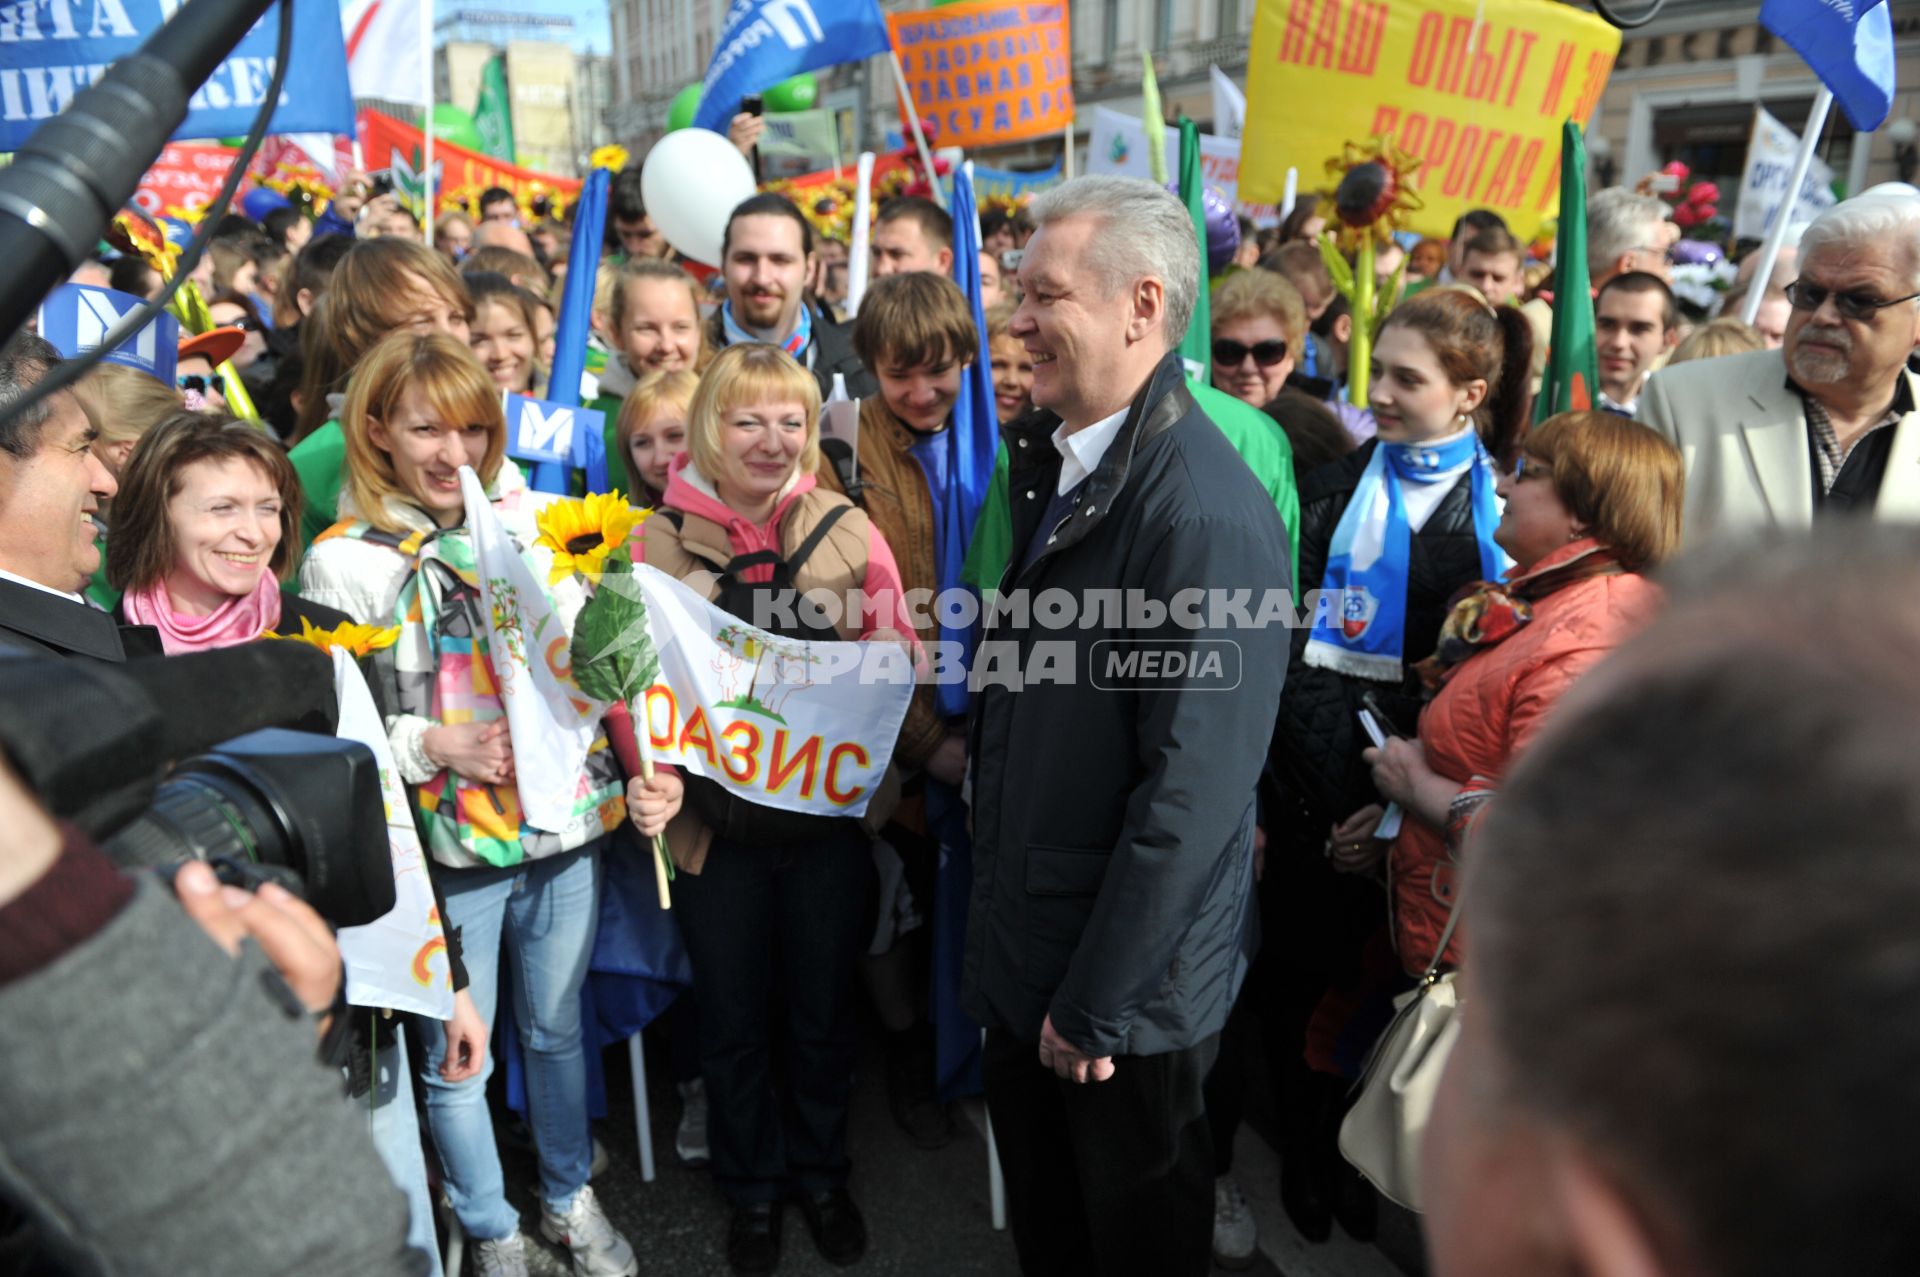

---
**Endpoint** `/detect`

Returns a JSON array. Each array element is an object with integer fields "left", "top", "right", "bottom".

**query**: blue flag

[
  {"left": 0, "top": 0, "right": 354, "bottom": 151},
  {"left": 504, "top": 393, "right": 609, "bottom": 495},
  {"left": 1760, "top": 0, "right": 1896, "bottom": 131},
  {"left": 526, "top": 167, "right": 611, "bottom": 494},
  {"left": 691, "top": 0, "right": 891, "bottom": 134}
]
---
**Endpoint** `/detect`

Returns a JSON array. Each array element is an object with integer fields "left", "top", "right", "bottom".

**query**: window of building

[
  {"left": 1102, "top": 0, "right": 1118, "bottom": 65},
  {"left": 1155, "top": 0, "right": 1174, "bottom": 50},
  {"left": 1217, "top": 0, "right": 1240, "bottom": 36}
]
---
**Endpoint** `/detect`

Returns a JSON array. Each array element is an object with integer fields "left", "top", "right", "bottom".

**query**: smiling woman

[{"left": 106, "top": 412, "right": 350, "bottom": 653}]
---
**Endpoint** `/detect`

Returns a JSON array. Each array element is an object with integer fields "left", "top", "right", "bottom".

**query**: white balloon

[{"left": 640, "top": 129, "right": 758, "bottom": 267}]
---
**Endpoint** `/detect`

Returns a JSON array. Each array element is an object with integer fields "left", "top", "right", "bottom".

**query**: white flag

[
  {"left": 331, "top": 649, "right": 455, "bottom": 1020},
  {"left": 342, "top": 0, "right": 427, "bottom": 106},
  {"left": 633, "top": 563, "right": 913, "bottom": 820},
  {"left": 460, "top": 467, "right": 598, "bottom": 834},
  {"left": 1210, "top": 65, "right": 1246, "bottom": 142},
  {"left": 1732, "top": 107, "right": 1838, "bottom": 242}
]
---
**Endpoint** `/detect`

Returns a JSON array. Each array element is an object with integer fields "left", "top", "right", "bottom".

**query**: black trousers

[
  {"left": 673, "top": 824, "right": 875, "bottom": 1204},
  {"left": 983, "top": 1028, "right": 1219, "bottom": 1277}
]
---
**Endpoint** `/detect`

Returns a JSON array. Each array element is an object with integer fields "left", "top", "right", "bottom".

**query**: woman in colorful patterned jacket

[{"left": 301, "top": 330, "right": 669, "bottom": 1277}]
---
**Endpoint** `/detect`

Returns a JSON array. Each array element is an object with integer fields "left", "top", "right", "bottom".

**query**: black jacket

[
  {"left": 1270, "top": 439, "right": 1487, "bottom": 832},
  {"left": 0, "top": 577, "right": 161, "bottom": 662},
  {"left": 706, "top": 301, "right": 876, "bottom": 400},
  {"left": 962, "top": 353, "right": 1292, "bottom": 1058}
]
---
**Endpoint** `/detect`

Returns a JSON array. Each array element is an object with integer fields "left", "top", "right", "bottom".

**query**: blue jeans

[
  {"left": 363, "top": 1030, "right": 444, "bottom": 1277},
  {"left": 417, "top": 843, "right": 602, "bottom": 1241}
]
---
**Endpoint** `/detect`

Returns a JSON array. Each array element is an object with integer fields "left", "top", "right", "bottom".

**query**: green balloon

[
  {"left": 218, "top": 136, "right": 248, "bottom": 148},
  {"left": 667, "top": 83, "right": 702, "bottom": 132},
  {"left": 430, "top": 103, "right": 485, "bottom": 153},
  {"left": 761, "top": 73, "right": 817, "bottom": 113}
]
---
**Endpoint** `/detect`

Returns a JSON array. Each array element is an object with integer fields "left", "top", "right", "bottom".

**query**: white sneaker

[
  {"left": 1212, "top": 1173, "right": 1258, "bottom": 1270},
  {"left": 471, "top": 1230, "right": 532, "bottom": 1277},
  {"left": 675, "top": 1078, "right": 710, "bottom": 1167},
  {"left": 539, "top": 1184, "right": 638, "bottom": 1277}
]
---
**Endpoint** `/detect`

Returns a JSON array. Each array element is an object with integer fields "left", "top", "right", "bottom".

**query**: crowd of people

[{"left": 1, "top": 113, "right": 1918, "bottom": 1277}]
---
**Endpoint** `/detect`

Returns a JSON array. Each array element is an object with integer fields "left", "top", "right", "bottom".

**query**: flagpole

[
  {"left": 848, "top": 151, "right": 875, "bottom": 316},
  {"left": 420, "top": 0, "right": 435, "bottom": 222},
  {"left": 1063, "top": 119, "right": 1075, "bottom": 181},
  {"left": 1742, "top": 86, "right": 1831, "bottom": 327},
  {"left": 887, "top": 51, "right": 946, "bottom": 211}
]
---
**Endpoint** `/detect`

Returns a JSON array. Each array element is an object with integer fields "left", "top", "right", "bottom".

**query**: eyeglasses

[
  {"left": 1783, "top": 280, "right": 1920, "bottom": 323},
  {"left": 1212, "top": 338, "right": 1289, "bottom": 368},
  {"left": 1511, "top": 455, "right": 1549, "bottom": 482},
  {"left": 178, "top": 373, "right": 226, "bottom": 396}
]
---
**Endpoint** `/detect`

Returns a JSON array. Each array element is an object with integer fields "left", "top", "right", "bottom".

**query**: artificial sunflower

[
  {"left": 107, "top": 209, "right": 183, "bottom": 279},
  {"left": 279, "top": 617, "right": 401, "bottom": 657},
  {"left": 590, "top": 144, "right": 630, "bottom": 173},
  {"left": 535, "top": 491, "right": 649, "bottom": 586},
  {"left": 1318, "top": 136, "right": 1424, "bottom": 407}
]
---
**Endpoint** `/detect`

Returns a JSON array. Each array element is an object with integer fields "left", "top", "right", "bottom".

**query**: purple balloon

[
  {"left": 1670, "top": 239, "right": 1723, "bottom": 267},
  {"left": 1166, "top": 182, "right": 1242, "bottom": 274}
]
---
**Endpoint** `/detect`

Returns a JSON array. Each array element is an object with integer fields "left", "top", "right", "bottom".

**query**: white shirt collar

[
  {"left": 0, "top": 566, "right": 85, "bottom": 605},
  {"left": 1051, "top": 406, "right": 1130, "bottom": 495}
]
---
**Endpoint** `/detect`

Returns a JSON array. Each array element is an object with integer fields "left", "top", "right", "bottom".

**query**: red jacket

[{"left": 1392, "top": 538, "right": 1662, "bottom": 973}]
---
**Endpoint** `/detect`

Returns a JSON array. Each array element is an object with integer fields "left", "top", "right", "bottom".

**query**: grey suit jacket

[{"left": 1636, "top": 347, "right": 1920, "bottom": 547}]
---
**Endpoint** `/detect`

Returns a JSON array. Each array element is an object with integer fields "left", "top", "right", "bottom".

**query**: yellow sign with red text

[{"left": 1241, "top": 0, "right": 1620, "bottom": 239}]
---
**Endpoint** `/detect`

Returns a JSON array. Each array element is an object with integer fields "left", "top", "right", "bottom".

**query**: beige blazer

[{"left": 1636, "top": 347, "right": 1920, "bottom": 548}]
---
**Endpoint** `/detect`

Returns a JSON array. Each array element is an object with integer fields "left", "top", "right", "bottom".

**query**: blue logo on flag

[
  {"left": 37, "top": 285, "right": 179, "bottom": 384},
  {"left": 0, "top": 0, "right": 356, "bottom": 151},
  {"left": 692, "top": 0, "right": 892, "bottom": 135},
  {"left": 505, "top": 394, "right": 609, "bottom": 493}
]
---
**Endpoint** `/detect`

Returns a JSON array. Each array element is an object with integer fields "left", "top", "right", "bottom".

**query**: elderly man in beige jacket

[{"left": 1637, "top": 193, "right": 1920, "bottom": 545}]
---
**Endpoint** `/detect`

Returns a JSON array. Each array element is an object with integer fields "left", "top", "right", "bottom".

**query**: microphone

[{"left": 0, "top": 0, "right": 280, "bottom": 342}]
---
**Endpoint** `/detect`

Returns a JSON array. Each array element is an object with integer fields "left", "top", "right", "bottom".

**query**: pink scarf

[{"left": 120, "top": 570, "right": 284, "bottom": 654}]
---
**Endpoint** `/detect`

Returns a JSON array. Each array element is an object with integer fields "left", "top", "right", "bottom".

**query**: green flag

[
  {"left": 1177, "top": 116, "right": 1211, "bottom": 384},
  {"left": 1536, "top": 120, "right": 1597, "bottom": 421},
  {"left": 474, "top": 56, "right": 515, "bottom": 163},
  {"left": 1141, "top": 52, "right": 1167, "bottom": 185}
]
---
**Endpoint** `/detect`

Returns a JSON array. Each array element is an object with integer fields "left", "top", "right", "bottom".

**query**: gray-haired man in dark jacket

[{"left": 962, "top": 176, "right": 1290, "bottom": 1277}]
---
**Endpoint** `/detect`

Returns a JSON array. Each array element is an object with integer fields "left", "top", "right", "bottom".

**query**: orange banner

[
  {"left": 358, "top": 110, "right": 581, "bottom": 220},
  {"left": 886, "top": 0, "right": 1073, "bottom": 151}
]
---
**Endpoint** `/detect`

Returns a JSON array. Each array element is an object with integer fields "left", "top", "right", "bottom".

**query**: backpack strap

[
  {"left": 820, "top": 437, "right": 864, "bottom": 508},
  {"left": 783, "top": 502, "right": 854, "bottom": 576}
]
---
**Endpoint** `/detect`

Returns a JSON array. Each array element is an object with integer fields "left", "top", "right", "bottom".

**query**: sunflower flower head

[
  {"left": 536, "top": 491, "right": 649, "bottom": 586},
  {"left": 1322, "top": 137, "right": 1424, "bottom": 253},
  {"left": 591, "top": 144, "right": 630, "bottom": 173},
  {"left": 279, "top": 617, "right": 401, "bottom": 657}
]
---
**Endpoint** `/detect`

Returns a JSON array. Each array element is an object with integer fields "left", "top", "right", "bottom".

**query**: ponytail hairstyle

[{"left": 1378, "top": 286, "right": 1535, "bottom": 466}]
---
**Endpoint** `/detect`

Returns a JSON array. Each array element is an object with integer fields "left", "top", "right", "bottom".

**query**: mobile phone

[
  {"left": 742, "top": 93, "right": 764, "bottom": 117},
  {"left": 1358, "top": 709, "right": 1389, "bottom": 750},
  {"left": 1358, "top": 689, "right": 1408, "bottom": 740}
]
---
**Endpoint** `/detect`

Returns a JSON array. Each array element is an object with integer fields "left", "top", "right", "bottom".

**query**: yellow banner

[{"left": 1242, "top": 0, "right": 1620, "bottom": 239}]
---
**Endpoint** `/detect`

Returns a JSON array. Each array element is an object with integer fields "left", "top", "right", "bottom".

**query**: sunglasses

[
  {"left": 1212, "top": 338, "right": 1289, "bottom": 368},
  {"left": 1783, "top": 280, "right": 1920, "bottom": 323},
  {"left": 178, "top": 373, "right": 226, "bottom": 395}
]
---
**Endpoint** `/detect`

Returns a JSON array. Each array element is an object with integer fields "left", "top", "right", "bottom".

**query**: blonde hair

[
  {"left": 339, "top": 331, "right": 504, "bottom": 533},
  {"left": 75, "top": 362, "right": 183, "bottom": 447},
  {"left": 984, "top": 301, "right": 1016, "bottom": 343},
  {"left": 1669, "top": 316, "right": 1765, "bottom": 365},
  {"left": 686, "top": 344, "right": 821, "bottom": 486},
  {"left": 1211, "top": 267, "right": 1308, "bottom": 348},
  {"left": 609, "top": 257, "right": 707, "bottom": 344},
  {"left": 616, "top": 369, "right": 699, "bottom": 503}
]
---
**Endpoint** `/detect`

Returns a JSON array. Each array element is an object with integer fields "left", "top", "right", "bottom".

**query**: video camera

[{"left": 0, "top": 642, "right": 396, "bottom": 927}]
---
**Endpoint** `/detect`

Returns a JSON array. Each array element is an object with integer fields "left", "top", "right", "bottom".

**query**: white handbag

[{"left": 1336, "top": 901, "right": 1463, "bottom": 1212}]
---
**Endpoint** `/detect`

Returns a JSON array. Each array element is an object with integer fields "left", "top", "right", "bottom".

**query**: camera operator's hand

[
  {"left": 440, "top": 987, "right": 487, "bottom": 1083},
  {"left": 728, "top": 111, "right": 765, "bottom": 156},
  {"left": 425, "top": 720, "right": 516, "bottom": 787},
  {"left": 174, "top": 862, "right": 342, "bottom": 1036},
  {"left": 627, "top": 770, "right": 684, "bottom": 838}
]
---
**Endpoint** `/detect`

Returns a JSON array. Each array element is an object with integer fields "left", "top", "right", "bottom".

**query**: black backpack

[{"left": 662, "top": 503, "right": 862, "bottom": 846}]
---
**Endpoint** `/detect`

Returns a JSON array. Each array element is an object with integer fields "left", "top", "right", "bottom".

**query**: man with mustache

[
  {"left": 709, "top": 192, "right": 875, "bottom": 399},
  {"left": 1638, "top": 193, "right": 1920, "bottom": 541}
]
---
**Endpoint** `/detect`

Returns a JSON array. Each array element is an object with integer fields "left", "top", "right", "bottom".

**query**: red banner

[
  {"left": 358, "top": 110, "right": 581, "bottom": 219},
  {"left": 134, "top": 143, "right": 242, "bottom": 221}
]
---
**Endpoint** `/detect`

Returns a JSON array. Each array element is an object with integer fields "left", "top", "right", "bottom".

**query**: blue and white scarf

[
  {"left": 1304, "top": 430, "right": 1509, "bottom": 682},
  {"left": 720, "top": 298, "right": 813, "bottom": 364}
]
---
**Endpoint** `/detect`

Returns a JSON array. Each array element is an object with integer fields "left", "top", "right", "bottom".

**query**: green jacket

[
  {"left": 290, "top": 419, "right": 346, "bottom": 550},
  {"left": 961, "top": 377, "right": 1299, "bottom": 596}
]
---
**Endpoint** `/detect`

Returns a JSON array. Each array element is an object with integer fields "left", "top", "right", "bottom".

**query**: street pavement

[{"left": 476, "top": 1026, "right": 1420, "bottom": 1277}]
